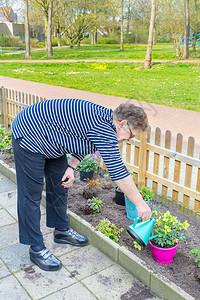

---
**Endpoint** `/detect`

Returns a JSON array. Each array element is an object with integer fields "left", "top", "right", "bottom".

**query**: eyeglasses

[{"left": 128, "top": 128, "right": 135, "bottom": 139}]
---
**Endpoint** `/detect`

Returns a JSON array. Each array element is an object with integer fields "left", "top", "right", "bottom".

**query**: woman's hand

[
  {"left": 135, "top": 200, "right": 152, "bottom": 220},
  {"left": 61, "top": 167, "right": 75, "bottom": 188}
]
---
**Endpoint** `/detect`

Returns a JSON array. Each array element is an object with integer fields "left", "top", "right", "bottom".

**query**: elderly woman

[{"left": 12, "top": 98, "right": 151, "bottom": 271}]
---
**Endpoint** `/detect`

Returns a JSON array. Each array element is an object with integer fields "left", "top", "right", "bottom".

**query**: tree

[
  {"left": 31, "top": 0, "right": 51, "bottom": 51},
  {"left": 24, "top": 0, "right": 31, "bottom": 58},
  {"left": 47, "top": 0, "right": 53, "bottom": 56},
  {"left": 182, "top": 0, "right": 190, "bottom": 59},
  {"left": 144, "top": 0, "right": 156, "bottom": 69},
  {"left": 120, "top": 0, "right": 124, "bottom": 50}
]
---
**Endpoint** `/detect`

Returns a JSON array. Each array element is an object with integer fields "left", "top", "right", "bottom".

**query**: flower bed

[{"left": 0, "top": 153, "right": 200, "bottom": 299}]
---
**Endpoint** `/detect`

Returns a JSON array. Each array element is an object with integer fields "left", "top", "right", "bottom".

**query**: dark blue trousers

[{"left": 12, "top": 136, "right": 69, "bottom": 247}]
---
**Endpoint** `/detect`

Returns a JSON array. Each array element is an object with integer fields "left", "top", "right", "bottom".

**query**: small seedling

[
  {"left": 189, "top": 249, "right": 200, "bottom": 267},
  {"left": 133, "top": 241, "right": 142, "bottom": 251},
  {"left": 88, "top": 197, "right": 103, "bottom": 213},
  {"left": 96, "top": 218, "right": 124, "bottom": 242},
  {"left": 86, "top": 178, "right": 100, "bottom": 190}
]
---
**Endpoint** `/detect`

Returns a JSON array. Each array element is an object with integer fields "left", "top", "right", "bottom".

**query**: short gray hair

[{"left": 113, "top": 102, "right": 148, "bottom": 131}]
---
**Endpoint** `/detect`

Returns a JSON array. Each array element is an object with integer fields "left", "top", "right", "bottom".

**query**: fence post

[
  {"left": 138, "top": 130, "right": 148, "bottom": 189},
  {"left": 0, "top": 86, "right": 4, "bottom": 125}
]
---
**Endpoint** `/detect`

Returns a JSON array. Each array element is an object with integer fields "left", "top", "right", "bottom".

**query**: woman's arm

[{"left": 114, "top": 175, "right": 151, "bottom": 220}]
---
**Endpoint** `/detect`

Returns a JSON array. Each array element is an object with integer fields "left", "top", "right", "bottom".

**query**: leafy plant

[
  {"left": 189, "top": 249, "right": 200, "bottom": 267},
  {"left": 0, "top": 127, "right": 13, "bottom": 155},
  {"left": 133, "top": 241, "right": 142, "bottom": 251},
  {"left": 140, "top": 186, "right": 154, "bottom": 202},
  {"left": 88, "top": 197, "right": 103, "bottom": 213},
  {"left": 86, "top": 178, "right": 100, "bottom": 190},
  {"left": 151, "top": 210, "right": 189, "bottom": 248},
  {"left": 96, "top": 219, "right": 124, "bottom": 242},
  {"left": 77, "top": 154, "right": 99, "bottom": 172}
]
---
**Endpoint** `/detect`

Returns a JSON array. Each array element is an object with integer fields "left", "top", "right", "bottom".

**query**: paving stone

[
  {"left": 5, "top": 204, "right": 18, "bottom": 220},
  {"left": 15, "top": 265, "right": 77, "bottom": 300},
  {"left": 42, "top": 282, "right": 97, "bottom": 300},
  {"left": 0, "top": 208, "right": 16, "bottom": 227},
  {"left": 0, "top": 275, "right": 31, "bottom": 299},
  {"left": 0, "top": 258, "right": 10, "bottom": 278},
  {"left": 0, "top": 190, "right": 17, "bottom": 208},
  {"left": 0, "top": 243, "right": 31, "bottom": 273},
  {"left": 0, "top": 223, "right": 19, "bottom": 249},
  {"left": 40, "top": 214, "right": 54, "bottom": 236},
  {"left": 82, "top": 264, "right": 152, "bottom": 300},
  {"left": 43, "top": 232, "right": 78, "bottom": 257},
  {"left": 0, "top": 173, "right": 16, "bottom": 193},
  {"left": 60, "top": 244, "right": 114, "bottom": 280}
]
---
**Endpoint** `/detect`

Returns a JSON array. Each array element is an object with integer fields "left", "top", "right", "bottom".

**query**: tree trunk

[
  {"left": 120, "top": 0, "right": 124, "bottom": 51},
  {"left": 58, "top": 33, "right": 61, "bottom": 48},
  {"left": 24, "top": 0, "right": 30, "bottom": 58},
  {"left": 47, "top": 0, "right": 53, "bottom": 57},
  {"left": 183, "top": 0, "right": 190, "bottom": 59},
  {"left": 144, "top": 0, "right": 156, "bottom": 69},
  {"left": 126, "top": 0, "right": 130, "bottom": 35},
  {"left": 91, "top": 32, "right": 94, "bottom": 45},
  {"left": 45, "top": 14, "right": 48, "bottom": 52},
  {"left": 94, "top": 30, "right": 97, "bottom": 45}
]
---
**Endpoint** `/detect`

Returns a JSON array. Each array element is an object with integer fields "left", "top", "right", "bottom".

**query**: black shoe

[
  {"left": 29, "top": 247, "right": 62, "bottom": 271},
  {"left": 54, "top": 228, "right": 88, "bottom": 247}
]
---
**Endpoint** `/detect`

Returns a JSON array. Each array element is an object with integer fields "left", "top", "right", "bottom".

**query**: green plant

[
  {"left": 88, "top": 197, "right": 103, "bottom": 213},
  {"left": 140, "top": 186, "right": 154, "bottom": 202},
  {"left": 151, "top": 210, "right": 189, "bottom": 248},
  {"left": 189, "top": 249, "right": 200, "bottom": 267},
  {"left": 0, "top": 127, "right": 13, "bottom": 155},
  {"left": 96, "top": 219, "right": 124, "bottom": 242},
  {"left": 133, "top": 241, "right": 142, "bottom": 251},
  {"left": 77, "top": 154, "right": 99, "bottom": 172}
]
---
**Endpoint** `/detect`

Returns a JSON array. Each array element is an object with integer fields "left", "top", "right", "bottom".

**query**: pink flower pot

[{"left": 149, "top": 241, "right": 179, "bottom": 265}]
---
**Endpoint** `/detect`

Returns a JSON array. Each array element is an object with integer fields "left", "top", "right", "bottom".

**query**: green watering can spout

[{"left": 127, "top": 217, "right": 159, "bottom": 247}]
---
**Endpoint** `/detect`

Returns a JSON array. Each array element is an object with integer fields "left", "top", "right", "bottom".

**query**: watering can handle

[
  {"left": 132, "top": 216, "right": 155, "bottom": 228},
  {"left": 132, "top": 217, "right": 142, "bottom": 228}
]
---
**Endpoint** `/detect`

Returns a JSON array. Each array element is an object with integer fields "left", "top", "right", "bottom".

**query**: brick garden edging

[{"left": 0, "top": 159, "right": 194, "bottom": 300}]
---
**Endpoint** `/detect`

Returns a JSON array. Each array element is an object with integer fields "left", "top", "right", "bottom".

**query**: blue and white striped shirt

[{"left": 12, "top": 98, "right": 129, "bottom": 181}]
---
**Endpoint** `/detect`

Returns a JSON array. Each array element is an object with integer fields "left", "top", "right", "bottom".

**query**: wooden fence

[{"left": 1, "top": 86, "right": 200, "bottom": 212}]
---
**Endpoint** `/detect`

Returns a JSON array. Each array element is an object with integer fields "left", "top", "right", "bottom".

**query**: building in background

[{"left": 0, "top": 7, "right": 24, "bottom": 41}]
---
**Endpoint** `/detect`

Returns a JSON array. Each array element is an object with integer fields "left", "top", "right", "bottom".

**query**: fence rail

[{"left": 1, "top": 86, "right": 200, "bottom": 212}]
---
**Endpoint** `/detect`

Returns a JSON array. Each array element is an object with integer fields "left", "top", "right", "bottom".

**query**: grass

[
  {"left": 0, "top": 61, "right": 199, "bottom": 111},
  {"left": 0, "top": 43, "right": 200, "bottom": 60}
]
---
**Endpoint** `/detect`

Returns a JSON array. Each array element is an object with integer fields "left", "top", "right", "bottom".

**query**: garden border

[{"left": 0, "top": 159, "right": 195, "bottom": 300}]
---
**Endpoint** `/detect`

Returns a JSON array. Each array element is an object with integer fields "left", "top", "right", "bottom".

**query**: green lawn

[
  {"left": 0, "top": 61, "right": 199, "bottom": 111},
  {"left": 0, "top": 43, "right": 200, "bottom": 60}
]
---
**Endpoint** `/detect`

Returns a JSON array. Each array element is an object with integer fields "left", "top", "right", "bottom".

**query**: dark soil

[{"left": 1, "top": 153, "right": 200, "bottom": 299}]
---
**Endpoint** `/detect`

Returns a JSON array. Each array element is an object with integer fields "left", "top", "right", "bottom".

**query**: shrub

[
  {"left": 96, "top": 219, "right": 124, "bottom": 242},
  {"left": 88, "top": 196, "right": 103, "bottom": 213},
  {"left": 0, "top": 35, "right": 24, "bottom": 47},
  {"left": 30, "top": 38, "right": 39, "bottom": 48}
]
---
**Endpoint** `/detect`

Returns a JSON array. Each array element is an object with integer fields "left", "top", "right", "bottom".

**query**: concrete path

[
  {"left": 0, "top": 59, "right": 200, "bottom": 63},
  {"left": 0, "top": 172, "right": 162, "bottom": 300},
  {"left": 0, "top": 75, "right": 200, "bottom": 153}
]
